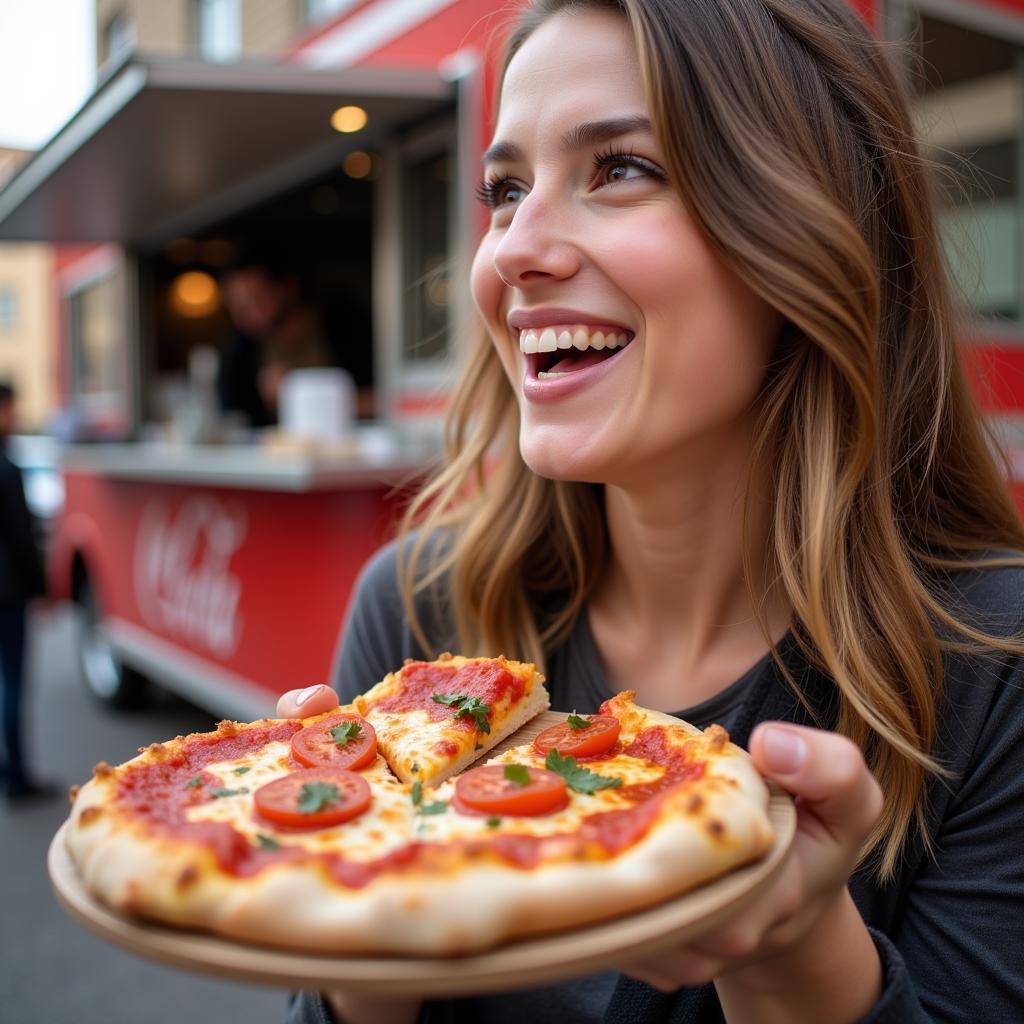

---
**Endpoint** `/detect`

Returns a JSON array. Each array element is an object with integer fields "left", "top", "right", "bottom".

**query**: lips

[{"left": 521, "top": 334, "right": 636, "bottom": 403}]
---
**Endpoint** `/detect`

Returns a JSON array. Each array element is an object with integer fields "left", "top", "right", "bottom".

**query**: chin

[{"left": 519, "top": 426, "right": 607, "bottom": 484}]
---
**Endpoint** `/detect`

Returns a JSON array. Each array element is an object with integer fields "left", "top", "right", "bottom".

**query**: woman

[{"left": 282, "top": 0, "right": 1024, "bottom": 1020}]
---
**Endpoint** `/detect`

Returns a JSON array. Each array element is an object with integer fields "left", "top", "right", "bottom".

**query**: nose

[{"left": 491, "top": 191, "right": 581, "bottom": 288}]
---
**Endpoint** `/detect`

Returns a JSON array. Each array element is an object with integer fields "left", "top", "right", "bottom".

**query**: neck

[{"left": 590, "top": 421, "right": 790, "bottom": 708}]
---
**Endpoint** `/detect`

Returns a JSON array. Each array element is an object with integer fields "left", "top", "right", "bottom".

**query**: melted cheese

[
  {"left": 185, "top": 742, "right": 415, "bottom": 862},
  {"left": 415, "top": 742, "right": 667, "bottom": 843}
]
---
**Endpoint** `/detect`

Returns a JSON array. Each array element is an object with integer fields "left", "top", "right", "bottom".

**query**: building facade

[{"left": 0, "top": 149, "right": 56, "bottom": 431}]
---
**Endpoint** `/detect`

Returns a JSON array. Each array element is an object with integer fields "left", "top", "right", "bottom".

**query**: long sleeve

[{"left": 0, "top": 455, "right": 44, "bottom": 606}]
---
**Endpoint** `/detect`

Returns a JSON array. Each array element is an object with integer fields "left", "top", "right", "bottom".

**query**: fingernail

[
  {"left": 295, "top": 685, "right": 324, "bottom": 707},
  {"left": 761, "top": 726, "right": 807, "bottom": 774}
]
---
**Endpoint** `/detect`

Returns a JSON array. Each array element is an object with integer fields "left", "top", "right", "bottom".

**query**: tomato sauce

[{"left": 371, "top": 661, "right": 524, "bottom": 732}]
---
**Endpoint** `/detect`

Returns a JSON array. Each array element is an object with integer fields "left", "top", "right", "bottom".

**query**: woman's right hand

[
  {"left": 276, "top": 683, "right": 340, "bottom": 718},
  {"left": 276, "top": 684, "right": 422, "bottom": 1024}
]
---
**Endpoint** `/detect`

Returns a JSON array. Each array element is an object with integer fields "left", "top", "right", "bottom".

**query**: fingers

[
  {"left": 276, "top": 684, "right": 339, "bottom": 719},
  {"left": 749, "top": 723, "right": 884, "bottom": 844}
]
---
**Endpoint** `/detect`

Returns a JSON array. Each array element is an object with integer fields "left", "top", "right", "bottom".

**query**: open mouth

[{"left": 520, "top": 326, "right": 635, "bottom": 379}]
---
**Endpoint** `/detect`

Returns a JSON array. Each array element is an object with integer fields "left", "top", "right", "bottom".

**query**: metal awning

[{"left": 0, "top": 55, "right": 453, "bottom": 247}]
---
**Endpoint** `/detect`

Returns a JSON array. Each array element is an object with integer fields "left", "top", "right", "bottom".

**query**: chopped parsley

[
  {"left": 431, "top": 692, "right": 492, "bottom": 734},
  {"left": 503, "top": 764, "right": 531, "bottom": 787},
  {"left": 330, "top": 721, "right": 362, "bottom": 748},
  {"left": 298, "top": 781, "right": 340, "bottom": 814},
  {"left": 431, "top": 692, "right": 466, "bottom": 706},
  {"left": 233, "top": 766, "right": 251, "bottom": 775},
  {"left": 455, "top": 697, "right": 491, "bottom": 734},
  {"left": 486, "top": 816, "right": 502, "bottom": 829},
  {"left": 185, "top": 777, "right": 203, "bottom": 788},
  {"left": 567, "top": 713, "right": 591, "bottom": 731},
  {"left": 544, "top": 749, "right": 622, "bottom": 794},
  {"left": 411, "top": 763, "right": 419, "bottom": 774},
  {"left": 210, "top": 787, "right": 249, "bottom": 798},
  {"left": 411, "top": 780, "right": 447, "bottom": 815},
  {"left": 256, "top": 834, "right": 280, "bottom": 850}
]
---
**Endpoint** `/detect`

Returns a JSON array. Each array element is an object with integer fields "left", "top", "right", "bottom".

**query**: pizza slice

[{"left": 352, "top": 653, "right": 550, "bottom": 786}]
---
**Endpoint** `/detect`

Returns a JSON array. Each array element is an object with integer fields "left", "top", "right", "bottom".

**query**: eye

[
  {"left": 592, "top": 148, "right": 665, "bottom": 189},
  {"left": 475, "top": 176, "right": 527, "bottom": 210}
]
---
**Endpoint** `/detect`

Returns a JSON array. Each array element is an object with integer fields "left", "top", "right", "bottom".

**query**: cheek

[{"left": 622, "top": 226, "right": 780, "bottom": 390}]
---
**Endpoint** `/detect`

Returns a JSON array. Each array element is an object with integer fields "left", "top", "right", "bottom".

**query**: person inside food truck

[
  {"left": 217, "top": 252, "right": 334, "bottom": 427},
  {"left": 277, "top": 0, "right": 1024, "bottom": 1021}
]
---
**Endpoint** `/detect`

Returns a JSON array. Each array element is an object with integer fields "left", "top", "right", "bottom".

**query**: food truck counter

[
  {"left": 48, "top": 432, "right": 439, "bottom": 720},
  {"left": 59, "top": 433, "right": 439, "bottom": 491}
]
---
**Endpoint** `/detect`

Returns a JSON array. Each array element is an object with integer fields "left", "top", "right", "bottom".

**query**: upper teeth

[{"left": 518, "top": 326, "right": 631, "bottom": 354}]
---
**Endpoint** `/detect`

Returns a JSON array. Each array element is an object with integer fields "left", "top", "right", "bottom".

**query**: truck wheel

[{"left": 77, "top": 578, "right": 147, "bottom": 708}]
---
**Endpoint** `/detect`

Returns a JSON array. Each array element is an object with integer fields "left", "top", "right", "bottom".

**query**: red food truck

[{"left": 0, "top": 0, "right": 1022, "bottom": 719}]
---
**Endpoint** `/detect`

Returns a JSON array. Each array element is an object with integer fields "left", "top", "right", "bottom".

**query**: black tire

[{"left": 76, "top": 576, "right": 147, "bottom": 708}]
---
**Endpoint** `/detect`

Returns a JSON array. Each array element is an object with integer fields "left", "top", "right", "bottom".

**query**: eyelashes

[
  {"left": 474, "top": 177, "right": 518, "bottom": 209},
  {"left": 475, "top": 147, "right": 665, "bottom": 210}
]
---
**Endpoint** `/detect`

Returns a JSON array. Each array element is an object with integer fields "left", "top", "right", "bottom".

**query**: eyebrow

[{"left": 481, "top": 114, "right": 653, "bottom": 166}]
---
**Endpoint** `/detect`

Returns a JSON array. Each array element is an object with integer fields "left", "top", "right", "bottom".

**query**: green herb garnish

[
  {"left": 486, "top": 816, "right": 502, "bottom": 829},
  {"left": 256, "top": 834, "right": 280, "bottom": 850},
  {"left": 234, "top": 766, "right": 251, "bottom": 775},
  {"left": 185, "top": 776, "right": 203, "bottom": 788},
  {"left": 298, "top": 781, "right": 341, "bottom": 814},
  {"left": 410, "top": 779, "right": 446, "bottom": 815},
  {"left": 330, "top": 721, "right": 363, "bottom": 748},
  {"left": 567, "top": 713, "right": 591, "bottom": 731},
  {"left": 455, "top": 696, "right": 491, "bottom": 734},
  {"left": 503, "top": 764, "right": 531, "bottom": 786},
  {"left": 411, "top": 763, "right": 420, "bottom": 774},
  {"left": 431, "top": 692, "right": 492, "bottom": 734},
  {"left": 544, "top": 749, "right": 622, "bottom": 794},
  {"left": 431, "top": 692, "right": 466, "bottom": 706},
  {"left": 210, "top": 787, "right": 249, "bottom": 798}
]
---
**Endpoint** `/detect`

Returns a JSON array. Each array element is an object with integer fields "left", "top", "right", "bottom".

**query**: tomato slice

[
  {"left": 454, "top": 765, "right": 568, "bottom": 817},
  {"left": 291, "top": 714, "right": 377, "bottom": 770},
  {"left": 532, "top": 715, "right": 620, "bottom": 759},
  {"left": 253, "top": 767, "right": 371, "bottom": 829}
]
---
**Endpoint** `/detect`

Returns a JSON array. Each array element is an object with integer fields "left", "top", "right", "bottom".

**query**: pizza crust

[{"left": 66, "top": 767, "right": 772, "bottom": 954}]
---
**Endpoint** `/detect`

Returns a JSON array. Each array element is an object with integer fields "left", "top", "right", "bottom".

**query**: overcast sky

[{"left": 0, "top": 0, "right": 95, "bottom": 151}]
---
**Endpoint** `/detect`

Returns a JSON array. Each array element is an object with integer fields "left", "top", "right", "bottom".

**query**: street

[{"left": 0, "top": 605, "right": 291, "bottom": 1024}]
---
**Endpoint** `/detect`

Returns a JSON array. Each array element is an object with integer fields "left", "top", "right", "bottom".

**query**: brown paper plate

[{"left": 48, "top": 712, "right": 795, "bottom": 996}]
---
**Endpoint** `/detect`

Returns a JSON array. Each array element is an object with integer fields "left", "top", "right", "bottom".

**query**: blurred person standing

[
  {"left": 216, "top": 254, "right": 334, "bottom": 427},
  {"left": 0, "top": 381, "right": 49, "bottom": 800}
]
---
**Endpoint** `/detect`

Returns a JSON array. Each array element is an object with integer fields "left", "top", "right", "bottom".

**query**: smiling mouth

[{"left": 519, "top": 326, "right": 634, "bottom": 378}]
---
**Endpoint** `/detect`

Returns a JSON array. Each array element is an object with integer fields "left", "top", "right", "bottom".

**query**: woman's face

[{"left": 470, "top": 9, "right": 783, "bottom": 485}]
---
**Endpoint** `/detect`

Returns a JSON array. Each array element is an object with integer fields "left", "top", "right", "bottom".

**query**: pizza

[
  {"left": 64, "top": 660, "right": 775, "bottom": 956},
  {"left": 352, "top": 653, "right": 550, "bottom": 784}
]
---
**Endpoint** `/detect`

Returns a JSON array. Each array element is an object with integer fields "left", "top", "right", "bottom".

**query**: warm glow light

[
  {"left": 171, "top": 271, "right": 220, "bottom": 318},
  {"left": 330, "top": 105, "right": 368, "bottom": 133},
  {"left": 343, "top": 150, "right": 373, "bottom": 178}
]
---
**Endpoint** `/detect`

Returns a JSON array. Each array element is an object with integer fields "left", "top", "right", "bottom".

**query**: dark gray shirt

[{"left": 289, "top": 540, "right": 1024, "bottom": 1024}]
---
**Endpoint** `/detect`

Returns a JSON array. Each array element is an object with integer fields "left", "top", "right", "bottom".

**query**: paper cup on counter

[{"left": 278, "top": 368, "right": 355, "bottom": 443}]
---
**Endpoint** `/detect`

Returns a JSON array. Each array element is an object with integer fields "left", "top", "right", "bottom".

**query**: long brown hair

[{"left": 398, "top": 0, "right": 1024, "bottom": 879}]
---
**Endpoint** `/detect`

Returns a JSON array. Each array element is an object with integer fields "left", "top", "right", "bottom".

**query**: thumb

[
  {"left": 276, "top": 683, "right": 339, "bottom": 719},
  {"left": 749, "top": 723, "right": 883, "bottom": 844}
]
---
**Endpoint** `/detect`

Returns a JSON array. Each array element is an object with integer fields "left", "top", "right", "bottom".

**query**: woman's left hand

[{"left": 620, "top": 723, "right": 884, "bottom": 1019}]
